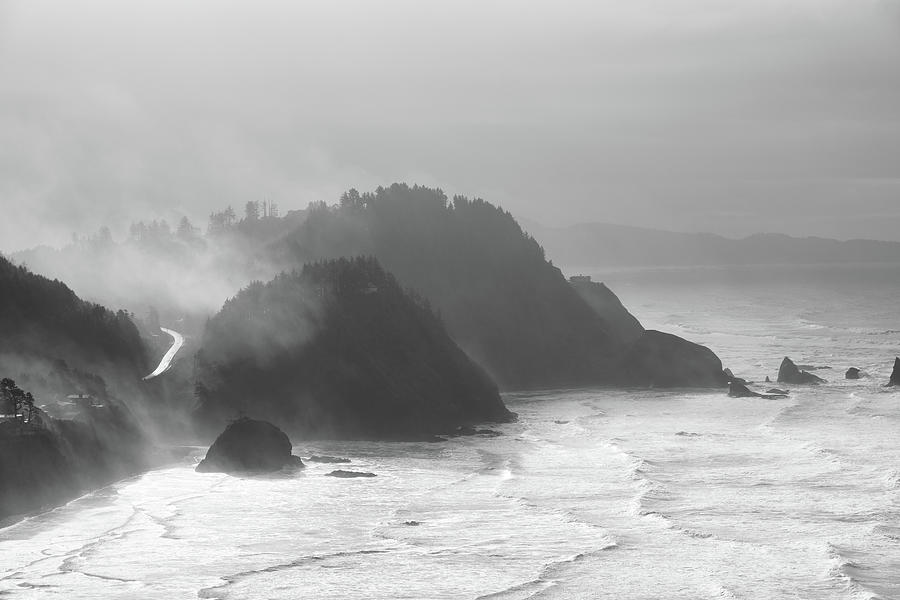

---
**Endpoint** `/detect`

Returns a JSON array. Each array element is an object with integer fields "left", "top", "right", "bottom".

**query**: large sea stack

[{"left": 196, "top": 418, "right": 303, "bottom": 474}]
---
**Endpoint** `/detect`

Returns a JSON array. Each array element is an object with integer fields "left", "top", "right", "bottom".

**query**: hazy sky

[{"left": 2, "top": 0, "right": 899, "bottom": 251}]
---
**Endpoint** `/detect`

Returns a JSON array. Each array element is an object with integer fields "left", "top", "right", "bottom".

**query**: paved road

[{"left": 143, "top": 327, "right": 185, "bottom": 380}]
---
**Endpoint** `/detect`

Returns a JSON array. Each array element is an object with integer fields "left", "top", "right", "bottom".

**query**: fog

[
  {"left": 2, "top": 0, "right": 900, "bottom": 253},
  {"left": 14, "top": 227, "right": 278, "bottom": 318}
]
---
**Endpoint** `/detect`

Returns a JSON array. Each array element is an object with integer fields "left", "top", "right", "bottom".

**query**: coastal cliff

[{"left": 0, "top": 401, "right": 149, "bottom": 522}]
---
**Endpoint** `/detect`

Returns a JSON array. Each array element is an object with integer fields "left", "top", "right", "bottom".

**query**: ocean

[{"left": 1, "top": 264, "right": 898, "bottom": 599}]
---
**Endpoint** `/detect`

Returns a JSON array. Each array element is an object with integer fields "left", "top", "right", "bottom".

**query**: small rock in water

[
  {"left": 554, "top": 420, "right": 570, "bottom": 425},
  {"left": 777, "top": 357, "right": 825, "bottom": 385},
  {"left": 307, "top": 455, "right": 351, "bottom": 464},
  {"left": 403, "top": 520, "right": 421, "bottom": 526},
  {"left": 845, "top": 367, "right": 862, "bottom": 380},
  {"left": 888, "top": 358, "right": 900, "bottom": 387},
  {"left": 326, "top": 470, "right": 376, "bottom": 478},
  {"left": 766, "top": 388, "right": 789, "bottom": 395}
]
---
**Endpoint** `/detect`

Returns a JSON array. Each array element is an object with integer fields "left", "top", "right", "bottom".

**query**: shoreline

[{"left": 0, "top": 440, "right": 193, "bottom": 528}]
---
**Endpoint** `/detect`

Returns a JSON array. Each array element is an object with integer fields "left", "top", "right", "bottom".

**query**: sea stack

[
  {"left": 889, "top": 358, "right": 900, "bottom": 386},
  {"left": 196, "top": 418, "right": 304, "bottom": 474},
  {"left": 777, "top": 357, "right": 825, "bottom": 385}
]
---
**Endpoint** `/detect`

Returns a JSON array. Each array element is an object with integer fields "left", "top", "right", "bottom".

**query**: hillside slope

[
  {"left": 0, "top": 255, "right": 149, "bottom": 403},
  {"left": 194, "top": 256, "right": 513, "bottom": 439}
]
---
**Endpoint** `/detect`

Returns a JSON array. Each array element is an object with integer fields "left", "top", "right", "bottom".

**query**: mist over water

[{"left": 2, "top": 264, "right": 897, "bottom": 599}]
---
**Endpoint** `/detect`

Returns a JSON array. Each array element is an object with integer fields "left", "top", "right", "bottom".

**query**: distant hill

[
  {"left": 194, "top": 256, "right": 513, "bottom": 439},
  {"left": 521, "top": 221, "right": 900, "bottom": 269}
]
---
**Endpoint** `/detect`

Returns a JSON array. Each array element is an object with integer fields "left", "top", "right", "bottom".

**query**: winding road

[{"left": 143, "top": 327, "right": 185, "bottom": 380}]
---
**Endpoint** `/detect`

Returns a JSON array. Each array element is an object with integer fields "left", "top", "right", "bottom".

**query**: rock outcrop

[
  {"left": 889, "top": 358, "right": 900, "bottom": 387},
  {"left": 728, "top": 382, "right": 788, "bottom": 399},
  {"left": 728, "top": 381, "right": 762, "bottom": 398},
  {"left": 326, "top": 470, "right": 376, "bottom": 478},
  {"left": 777, "top": 357, "right": 825, "bottom": 385},
  {"left": 617, "top": 330, "right": 728, "bottom": 388},
  {"left": 845, "top": 367, "right": 862, "bottom": 380},
  {"left": 196, "top": 418, "right": 303, "bottom": 474}
]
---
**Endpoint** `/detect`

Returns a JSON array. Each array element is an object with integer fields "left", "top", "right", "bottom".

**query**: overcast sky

[{"left": 2, "top": 0, "right": 899, "bottom": 251}]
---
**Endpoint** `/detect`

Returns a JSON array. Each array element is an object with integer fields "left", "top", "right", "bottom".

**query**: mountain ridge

[{"left": 521, "top": 220, "right": 900, "bottom": 268}]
